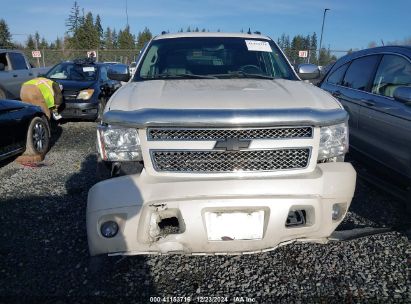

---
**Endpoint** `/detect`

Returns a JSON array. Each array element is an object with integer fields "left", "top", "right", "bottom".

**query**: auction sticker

[
  {"left": 245, "top": 40, "right": 272, "bottom": 52},
  {"left": 83, "top": 66, "right": 95, "bottom": 72}
]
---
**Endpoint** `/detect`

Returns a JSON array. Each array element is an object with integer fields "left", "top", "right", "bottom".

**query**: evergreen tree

[
  {"left": 310, "top": 32, "right": 318, "bottom": 63},
  {"left": 63, "top": 35, "right": 71, "bottom": 50},
  {"left": 40, "top": 37, "right": 48, "bottom": 49},
  {"left": 118, "top": 26, "right": 135, "bottom": 49},
  {"left": 34, "top": 32, "right": 40, "bottom": 49},
  {"left": 26, "top": 34, "right": 36, "bottom": 49},
  {"left": 95, "top": 14, "right": 104, "bottom": 47},
  {"left": 136, "top": 27, "right": 152, "bottom": 50},
  {"left": 194, "top": 27, "right": 199, "bottom": 32},
  {"left": 66, "top": 1, "right": 80, "bottom": 35},
  {"left": 55, "top": 37, "right": 62, "bottom": 49},
  {"left": 112, "top": 29, "right": 118, "bottom": 48},
  {"left": 104, "top": 27, "right": 114, "bottom": 49},
  {"left": 290, "top": 35, "right": 306, "bottom": 64},
  {"left": 0, "top": 19, "right": 13, "bottom": 48},
  {"left": 318, "top": 47, "right": 336, "bottom": 66},
  {"left": 72, "top": 12, "right": 99, "bottom": 49},
  {"left": 186, "top": 26, "right": 191, "bottom": 32}
]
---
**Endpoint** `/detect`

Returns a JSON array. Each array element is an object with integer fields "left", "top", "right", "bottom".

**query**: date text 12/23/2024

[{"left": 149, "top": 296, "right": 256, "bottom": 303}]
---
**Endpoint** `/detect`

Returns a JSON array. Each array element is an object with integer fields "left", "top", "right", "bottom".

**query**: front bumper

[
  {"left": 61, "top": 101, "right": 98, "bottom": 119},
  {"left": 87, "top": 162, "right": 356, "bottom": 256}
]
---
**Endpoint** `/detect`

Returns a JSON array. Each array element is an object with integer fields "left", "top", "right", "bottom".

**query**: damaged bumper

[{"left": 87, "top": 162, "right": 356, "bottom": 256}]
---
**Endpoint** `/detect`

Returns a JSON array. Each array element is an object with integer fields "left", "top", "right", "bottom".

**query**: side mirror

[
  {"left": 393, "top": 86, "right": 411, "bottom": 105},
  {"left": 297, "top": 64, "right": 320, "bottom": 80},
  {"left": 0, "top": 63, "right": 5, "bottom": 71},
  {"left": 107, "top": 70, "right": 131, "bottom": 82}
]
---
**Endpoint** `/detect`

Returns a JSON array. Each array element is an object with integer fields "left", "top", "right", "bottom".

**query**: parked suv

[
  {"left": 87, "top": 32, "right": 356, "bottom": 256},
  {"left": 320, "top": 46, "right": 411, "bottom": 202},
  {"left": 45, "top": 59, "right": 123, "bottom": 120}
]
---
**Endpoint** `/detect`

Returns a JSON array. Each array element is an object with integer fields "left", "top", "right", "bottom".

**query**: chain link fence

[
  {"left": 11, "top": 47, "right": 352, "bottom": 69},
  {"left": 20, "top": 49, "right": 140, "bottom": 67},
  {"left": 282, "top": 48, "right": 351, "bottom": 66}
]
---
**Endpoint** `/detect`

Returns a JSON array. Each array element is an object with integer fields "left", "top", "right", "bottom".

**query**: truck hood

[{"left": 108, "top": 79, "right": 340, "bottom": 111}]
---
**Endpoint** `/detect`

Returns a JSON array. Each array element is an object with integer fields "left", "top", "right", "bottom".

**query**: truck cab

[{"left": 0, "top": 50, "right": 48, "bottom": 99}]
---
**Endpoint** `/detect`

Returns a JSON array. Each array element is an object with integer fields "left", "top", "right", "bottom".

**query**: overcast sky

[{"left": 5, "top": 0, "right": 410, "bottom": 52}]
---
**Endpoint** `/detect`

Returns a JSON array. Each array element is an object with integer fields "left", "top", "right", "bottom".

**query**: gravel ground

[{"left": 0, "top": 121, "right": 410, "bottom": 303}]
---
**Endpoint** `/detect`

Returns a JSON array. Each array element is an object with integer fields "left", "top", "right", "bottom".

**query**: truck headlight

[
  {"left": 318, "top": 122, "right": 348, "bottom": 161},
  {"left": 97, "top": 125, "right": 142, "bottom": 161},
  {"left": 77, "top": 89, "right": 94, "bottom": 100}
]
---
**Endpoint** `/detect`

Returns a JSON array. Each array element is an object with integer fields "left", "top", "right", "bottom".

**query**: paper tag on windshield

[
  {"left": 245, "top": 40, "right": 272, "bottom": 52},
  {"left": 83, "top": 67, "right": 95, "bottom": 72}
]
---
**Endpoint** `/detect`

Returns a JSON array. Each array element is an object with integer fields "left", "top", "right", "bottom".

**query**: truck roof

[{"left": 154, "top": 32, "right": 271, "bottom": 41}]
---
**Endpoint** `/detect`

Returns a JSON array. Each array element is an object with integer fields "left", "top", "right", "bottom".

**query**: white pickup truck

[
  {"left": 0, "top": 49, "right": 49, "bottom": 99},
  {"left": 88, "top": 32, "right": 356, "bottom": 256}
]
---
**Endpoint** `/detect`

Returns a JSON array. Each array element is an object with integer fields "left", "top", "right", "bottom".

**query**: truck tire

[{"left": 23, "top": 116, "right": 50, "bottom": 157}]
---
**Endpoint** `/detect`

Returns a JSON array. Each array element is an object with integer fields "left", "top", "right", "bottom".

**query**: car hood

[
  {"left": 0, "top": 99, "right": 32, "bottom": 111},
  {"left": 52, "top": 79, "right": 96, "bottom": 91},
  {"left": 108, "top": 79, "right": 340, "bottom": 111}
]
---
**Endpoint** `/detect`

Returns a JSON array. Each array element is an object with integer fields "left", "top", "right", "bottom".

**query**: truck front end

[{"left": 87, "top": 33, "right": 356, "bottom": 256}]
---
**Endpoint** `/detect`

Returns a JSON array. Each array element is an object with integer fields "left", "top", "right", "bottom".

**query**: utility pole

[
  {"left": 318, "top": 8, "right": 330, "bottom": 65},
  {"left": 34, "top": 38, "right": 40, "bottom": 67},
  {"left": 126, "top": 0, "right": 129, "bottom": 27}
]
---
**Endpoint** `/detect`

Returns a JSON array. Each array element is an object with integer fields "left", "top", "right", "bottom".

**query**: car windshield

[
  {"left": 136, "top": 37, "right": 295, "bottom": 80},
  {"left": 47, "top": 63, "right": 98, "bottom": 81}
]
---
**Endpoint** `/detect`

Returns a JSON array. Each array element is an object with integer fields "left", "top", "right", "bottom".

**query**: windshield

[
  {"left": 135, "top": 37, "right": 296, "bottom": 80},
  {"left": 47, "top": 63, "right": 98, "bottom": 81}
]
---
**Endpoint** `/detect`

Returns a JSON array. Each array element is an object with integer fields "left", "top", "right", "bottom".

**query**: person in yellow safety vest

[{"left": 20, "top": 77, "right": 63, "bottom": 120}]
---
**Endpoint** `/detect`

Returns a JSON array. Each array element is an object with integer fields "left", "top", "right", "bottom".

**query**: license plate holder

[{"left": 205, "top": 210, "right": 264, "bottom": 241}]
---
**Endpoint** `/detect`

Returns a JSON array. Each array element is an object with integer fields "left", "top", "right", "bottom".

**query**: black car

[
  {"left": 320, "top": 46, "right": 411, "bottom": 199},
  {"left": 0, "top": 99, "right": 50, "bottom": 162},
  {"left": 45, "top": 59, "right": 125, "bottom": 120}
]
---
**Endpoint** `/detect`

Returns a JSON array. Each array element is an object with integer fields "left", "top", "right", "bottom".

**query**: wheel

[
  {"left": 0, "top": 88, "right": 6, "bottom": 99},
  {"left": 23, "top": 116, "right": 50, "bottom": 157}
]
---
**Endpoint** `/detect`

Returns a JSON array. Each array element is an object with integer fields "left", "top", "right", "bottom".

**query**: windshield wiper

[
  {"left": 213, "top": 71, "right": 275, "bottom": 80},
  {"left": 143, "top": 73, "right": 217, "bottom": 80}
]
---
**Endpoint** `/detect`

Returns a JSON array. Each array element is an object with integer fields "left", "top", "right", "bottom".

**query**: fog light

[
  {"left": 332, "top": 204, "right": 342, "bottom": 221},
  {"left": 100, "top": 221, "right": 119, "bottom": 238}
]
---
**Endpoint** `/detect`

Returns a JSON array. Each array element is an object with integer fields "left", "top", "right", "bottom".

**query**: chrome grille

[
  {"left": 151, "top": 148, "right": 310, "bottom": 173},
  {"left": 148, "top": 127, "right": 312, "bottom": 141}
]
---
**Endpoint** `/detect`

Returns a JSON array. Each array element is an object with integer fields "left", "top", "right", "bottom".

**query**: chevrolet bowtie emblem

[{"left": 214, "top": 138, "right": 251, "bottom": 151}]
